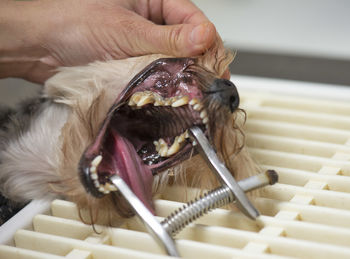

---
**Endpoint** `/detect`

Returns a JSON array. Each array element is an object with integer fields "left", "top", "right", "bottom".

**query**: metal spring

[{"left": 161, "top": 185, "right": 234, "bottom": 236}]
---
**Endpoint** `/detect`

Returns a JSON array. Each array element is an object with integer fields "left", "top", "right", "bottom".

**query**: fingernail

[{"left": 190, "top": 23, "right": 211, "bottom": 45}]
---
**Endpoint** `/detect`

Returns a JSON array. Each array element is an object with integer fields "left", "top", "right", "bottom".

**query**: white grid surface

[{"left": 1, "top": 76, "right": 350, "bottom": 258}]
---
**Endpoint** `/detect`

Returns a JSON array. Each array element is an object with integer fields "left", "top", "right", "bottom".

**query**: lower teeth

[{"left": 154, "top": 130, "right": 189, "bottom": 157}]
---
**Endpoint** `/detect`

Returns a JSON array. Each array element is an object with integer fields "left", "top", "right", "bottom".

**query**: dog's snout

[{"left": 208, "top": 78, "right": 240, "bottom": 112}]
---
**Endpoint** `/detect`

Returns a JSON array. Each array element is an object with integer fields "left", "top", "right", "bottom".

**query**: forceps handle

[
  {"left": 110, "top": 175, "right": 180, "bottom": 257},
  {"left": 189, "top": 126, "right": 259, "bottom": 219}
]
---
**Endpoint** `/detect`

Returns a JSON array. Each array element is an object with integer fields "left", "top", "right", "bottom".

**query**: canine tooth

[
  {"left": 103, "top": 190, "right": 110, "bottom": 194},
  {"left": 159, "top": 138, "right": 166, "bottom": 146},
  {"left": 94, "top": 180, "right": 100, "bottom": 188},
  {"left": 193, "top": 103, "right": 203, "bottom": 111},
  {"left": 202, "top": 117, "right": 209, "bottom": 124},
  {"left": 98, "top": 186, "right": 105, "bottom": 193},
  {"left": 137, "top": 95, "right": 154, "bottom": 106},
  {"left": 91, "top": 155, "right": 102, "bottom": 167},
  {"left": 172, "top": 96, "right": 189, "bottom": 107},
  {"left": 189, "top": 98, "right": 199, "bottom": 105},
  {"left": 200, "top": 110, "right": 208, "bottom": 119}
]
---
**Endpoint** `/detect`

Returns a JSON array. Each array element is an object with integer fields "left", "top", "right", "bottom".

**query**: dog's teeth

[
  {"left": 94, "top": 180, "right": 100, "bottom": 188},
  {"left": 129, "top": 92, "right": 203, "bottom": 109},
  {"left": 184, "top": 130, "right": 189, "bottom": 139},
  {"left": 152, "top": 93, "right": 164, "bottom": 106},
  {"left": 137, "top": 95, "right": 154, "bottom": 107},
  {"left": 128, "top": 99, "right": 136, "bottom": 106},
  {"left": 159, "top": 138, "right": 166, "bottom": 146},
  {"left": 103, "top": 189, "right": 110, "bottom": 194},
  {"left": 167, "top": 140, "right": 180, "bottom": 156},
  {"left": 189, "top": 98, "right": 199, "bottom": 105},
  {"left": 177, "top": 130, "right": 189, "bottom": 143},
  {"left": 90, "top": 166, "right": 96, "bottom": 173},
  {"left": 90, "top": 172, "right": 98, "bottom": 180},
  {"left": 202, "top": 117, "right": 209, "bottom": 124},
  {"left": 159, "top": 145, "right": 168, "bottom": 157},
  {"left": 153, "top": 140, "right": 160, "bottom": 152},
  {"left": 105, "top": 183, "right": 117, "bottom": 191},
  {"left": 98, "top": 186, "right": 105, "bottom": 193},
  {"left": 200, "top": 110, "right": 208, "bottom": 119},
  {"left": 91, "top": 155, "right": 102, "bottom": 167},
  {"left": 154, "top": 100, "right": 164, "bottom": 106},
  {"left": 193, "top": 103, "right": 203, "bottom": 111},
  {"left": 164, "top": 99, "right": 172, "bottom": 106},
  {"left": 130, "top": 93, "right": 142, "bottom": 104},
  {"left": 171, "top": 96, "right": 189, "bottom": 107},
  {"left": 158, "top": 138, "right": 168, "bottom": 156},
  {"left": 177, "top": 133, "right": 185, "bottom": 143}
]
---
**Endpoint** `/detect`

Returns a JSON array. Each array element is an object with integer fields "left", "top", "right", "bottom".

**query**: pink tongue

[{"left": 112, "top": 132, "right": 154, "bottom": 213}]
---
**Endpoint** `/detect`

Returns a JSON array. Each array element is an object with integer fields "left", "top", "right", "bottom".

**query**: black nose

[{"left": 207, "top": 78, "right": 240, "bottom": 112}]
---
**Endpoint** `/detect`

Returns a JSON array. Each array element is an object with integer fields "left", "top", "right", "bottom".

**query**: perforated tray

[{"left": 1, "top": 75, "right": 350, "bottom": 258}]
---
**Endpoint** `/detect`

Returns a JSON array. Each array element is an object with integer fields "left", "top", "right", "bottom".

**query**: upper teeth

[
  {"left": 128, "top": 91, "right": 190, "bottom": 108},
  {"left": 171, "top": 96, "right": 189, "bottom": 107},
  {"left": 128, "top": 91, "right": 209, "bottom": 126},
  {"left": 91, "top": 155, "right": 102, "bottom": 167}
]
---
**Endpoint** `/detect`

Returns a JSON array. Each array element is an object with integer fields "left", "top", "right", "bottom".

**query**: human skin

[{"left": 0, "top": 0, "right": 229, "bottom": 84}]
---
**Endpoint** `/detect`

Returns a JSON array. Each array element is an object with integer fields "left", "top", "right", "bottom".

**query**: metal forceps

[
  {"left": 110, "top": 126, "right": 278, "bottom": 257},
  {"left": 188, "top": 126, "right": 259, "bottom": 219}
]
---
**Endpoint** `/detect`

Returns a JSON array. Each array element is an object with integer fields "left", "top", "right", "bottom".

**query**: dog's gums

[{"left": 78, "top": 58, "right": 240, "bottom": 213}]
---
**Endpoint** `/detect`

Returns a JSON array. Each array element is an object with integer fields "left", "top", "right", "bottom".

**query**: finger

[
  {"left": 222, "top": 69, "right": 230, "bottom": 80},
  {"left": 161, "top": 0, "right": 209, "bottom": 25},
  {"left": 131, "top": 21, "right": 217, "bottom": 57}
]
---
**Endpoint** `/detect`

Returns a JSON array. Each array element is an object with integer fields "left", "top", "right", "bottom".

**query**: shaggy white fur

[{"left": 0, "top": 102, "right": 69, "bottom": 202}]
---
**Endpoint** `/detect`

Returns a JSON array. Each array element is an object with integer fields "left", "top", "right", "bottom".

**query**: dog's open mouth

[{"left": 78, "top": 58, "right": 239, "bottom": 213}]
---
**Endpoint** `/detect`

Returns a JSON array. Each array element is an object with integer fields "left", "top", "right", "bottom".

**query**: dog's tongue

[{"left": 112, "top": 131, "right": 154, "bottom": 213}]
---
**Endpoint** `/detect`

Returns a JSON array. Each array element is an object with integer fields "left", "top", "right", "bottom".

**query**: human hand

[{"left": 0, "top": 0, "right": 228, "bottom": 83}]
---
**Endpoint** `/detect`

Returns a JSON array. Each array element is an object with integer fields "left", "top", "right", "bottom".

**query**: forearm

[{"left": 0, "top": 1, "right": 49, "bottom": 81}]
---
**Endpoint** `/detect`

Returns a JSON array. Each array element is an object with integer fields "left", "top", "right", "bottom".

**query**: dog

[{"left": 0, "top": 45, "right": 259, "bottom": 225}]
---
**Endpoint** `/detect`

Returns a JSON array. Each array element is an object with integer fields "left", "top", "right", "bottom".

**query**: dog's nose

[{"left": 207, "top": 78, "right": 240, "bottom": 112}]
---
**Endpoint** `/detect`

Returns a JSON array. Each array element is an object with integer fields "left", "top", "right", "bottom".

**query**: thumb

[{"left": 132, "top": 22, "right": 217, "bottom": 57}]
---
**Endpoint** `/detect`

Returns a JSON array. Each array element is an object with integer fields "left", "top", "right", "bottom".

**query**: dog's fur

[{"left": 0, "top": 46, "right": 260, "bottom": 224}]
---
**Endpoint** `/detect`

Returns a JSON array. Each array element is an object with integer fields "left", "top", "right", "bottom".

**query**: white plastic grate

[{"left": 1, "top": 76, "right": 350, "bottom": 258}]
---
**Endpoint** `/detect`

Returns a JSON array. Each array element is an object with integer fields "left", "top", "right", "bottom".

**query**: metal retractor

[{"left": 109, "top": 126, "right": 278, "bottom": 257}]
